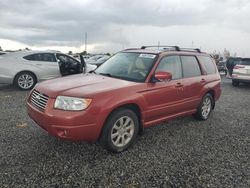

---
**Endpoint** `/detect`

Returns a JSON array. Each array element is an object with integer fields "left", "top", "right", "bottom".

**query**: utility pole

[
  {"left": 157, "top": 41, "right": 160, "bottom": 49},
  {"left": 85, "top": 32, "right": 87, "bottom": 53}
]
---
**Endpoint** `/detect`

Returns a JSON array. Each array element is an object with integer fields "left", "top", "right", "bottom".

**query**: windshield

[{"left": 95, "top": 52, "right": 156, "bottom": 82}]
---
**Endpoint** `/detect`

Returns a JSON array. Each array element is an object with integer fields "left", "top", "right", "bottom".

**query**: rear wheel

[
  {"left": 194, "top": 93, "right": 213, "bottom": 120},
  {"left": 14, "top": 72, "right": 37, "bottom": 90},
  {"left": 232, "top": 79, "right": 239, "bottom": 87},
  {"left": 100, "top": 108, "right": 139, "bottom": 153}
]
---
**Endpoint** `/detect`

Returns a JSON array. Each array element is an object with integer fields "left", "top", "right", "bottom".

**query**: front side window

[
  {"left": 56, "top": 54, "right": 79, "bottom": 65},
  {"left": 197, "top": 56, "right": 216, "bottom": 74},
  {"left": 95, "top": 52, "right": 156, "bottom": 82},
  {"left": 155, "top": 56, "right": 182, "bottom": 79},
  {"left": 181, "top": 56, "right": 201, "bottom": 78}
]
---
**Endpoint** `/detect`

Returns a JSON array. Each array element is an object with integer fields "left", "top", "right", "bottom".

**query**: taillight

[{"left": 234, "top": 65, "right": 245, "bottom": 69}]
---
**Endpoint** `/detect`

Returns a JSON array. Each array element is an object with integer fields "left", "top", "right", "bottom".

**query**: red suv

[{"left": 27, "top": 46, "right": 221, "bottom": 152}]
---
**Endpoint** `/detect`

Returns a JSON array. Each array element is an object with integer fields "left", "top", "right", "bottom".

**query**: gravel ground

[{"left": 0, "top": 77, "right": 249, "bottom": 187}]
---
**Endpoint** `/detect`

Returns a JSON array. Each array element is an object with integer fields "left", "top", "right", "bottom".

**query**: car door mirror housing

[{"left": 153, "top": 71, "right": 172, "bottom": 82}]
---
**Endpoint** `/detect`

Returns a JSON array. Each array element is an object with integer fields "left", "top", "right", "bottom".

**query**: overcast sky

[{"left": 0, "top": 0, "right": 250, "bottom": 56}]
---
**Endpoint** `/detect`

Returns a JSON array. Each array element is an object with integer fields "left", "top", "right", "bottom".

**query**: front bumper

[{"left": 27, "top": 99, "right": 102, "bottom": 142}]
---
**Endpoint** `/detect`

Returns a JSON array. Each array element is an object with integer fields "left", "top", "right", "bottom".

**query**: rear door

[
  {"left": 56, "top": 54, "right": 82, "bottom": 76},
  {"left": 179, "top": 55, "right": 205, "bottom": 110},
  {"left": 23, "top": 53, "right": 60, "bottom": 80}
]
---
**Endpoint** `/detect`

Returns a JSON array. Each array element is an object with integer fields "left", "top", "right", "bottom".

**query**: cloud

[{"left": 0, "top": 0, "right": 250, "bottom": 55}]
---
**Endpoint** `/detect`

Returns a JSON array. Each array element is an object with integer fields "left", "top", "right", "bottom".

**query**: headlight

[{"left": 54, "top": 96, "right": 92, "bottom": 111}]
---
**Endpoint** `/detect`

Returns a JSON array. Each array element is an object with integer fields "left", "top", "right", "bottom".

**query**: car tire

[
  {"left": 232, "top": 80, "right": 239, "bottom": 87},
  {"left": 100, "top": 108, "right": 139, "bottom": 153},
  {"left": 14, "top": 71, "right": 37, "bottom": 90},
  {"left": 194, "top": 93, "right": 213, "bottom": 121}
]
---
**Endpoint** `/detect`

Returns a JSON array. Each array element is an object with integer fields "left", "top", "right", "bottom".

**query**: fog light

[{"left": 56, "top": 129, "right": 67, "bottom": 137}]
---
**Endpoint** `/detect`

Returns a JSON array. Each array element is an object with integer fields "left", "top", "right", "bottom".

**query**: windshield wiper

[{"left": 99, "top": 73, "right": 113, "bottom": 77}]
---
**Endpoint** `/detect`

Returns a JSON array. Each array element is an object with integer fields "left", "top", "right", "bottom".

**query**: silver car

[
  {"left": 232, "top": 58, "right": 250, "bottom": 86},
  {"left": 0, "top": 50, "right": 96, "bottom": 90}
]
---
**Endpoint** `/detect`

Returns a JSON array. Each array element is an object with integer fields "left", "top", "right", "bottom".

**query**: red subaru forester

[{"left": 27, "top": 46, "right": 221, "bottom": 152}]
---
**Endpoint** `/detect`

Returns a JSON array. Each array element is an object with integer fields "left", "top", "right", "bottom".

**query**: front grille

[{"left": 30, "top": 90, "right": 49, "bottom": 111}]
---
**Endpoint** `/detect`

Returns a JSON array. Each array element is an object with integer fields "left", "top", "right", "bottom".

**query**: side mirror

[{"left": 154, "top": 71, "right": 172, "bottom": 82}]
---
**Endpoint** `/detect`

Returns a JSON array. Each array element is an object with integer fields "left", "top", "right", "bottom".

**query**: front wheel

[
  {"left": 14, "top": 72, "right": 37, "bottom": 90},
  {"left": 100, "top": 108, "right": 139, "bottom": 153},
  {"left": 194, "top": 93, "right": 213, "bottom": 120}
]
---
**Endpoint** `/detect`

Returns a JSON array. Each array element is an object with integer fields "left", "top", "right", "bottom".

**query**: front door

[
  {"left": 143, "top": 55, "right": 186, "bottom": 125},
  {"left": 56, "top": 54, "right": 82, "bottom": 76}
]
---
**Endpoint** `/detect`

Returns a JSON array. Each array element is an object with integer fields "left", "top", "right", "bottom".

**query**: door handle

[
  {"left": 175, "top": 82, "right": 183, "bottom": 88},
  {"left": 36, "top": 64, "right": 42, "bottom": 66},
  {"left": 200, "top": 78, "right": 206, "bottom": 83}
]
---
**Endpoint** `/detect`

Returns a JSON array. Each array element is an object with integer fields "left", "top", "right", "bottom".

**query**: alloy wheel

[
  {"left": 111, "top": 116, "right": 135, "bottom": 148},
  {"left": 18, "top": 74, "right": 34, "bottom": 89},
  {"left": 201, "top": 97, "right": 212, "bottom": 119}
]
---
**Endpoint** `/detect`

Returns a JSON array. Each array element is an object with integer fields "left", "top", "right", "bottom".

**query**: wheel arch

[
  {"left": 206, "top": 89, "right": 215, "bottom": 109},
  {"left": 98, "top": 103, "right": 144, "bottom": 140}
]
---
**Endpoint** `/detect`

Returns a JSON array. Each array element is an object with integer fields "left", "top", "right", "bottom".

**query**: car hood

[{"left": 35, "top": 73, "right": 138, "bottom": 98}]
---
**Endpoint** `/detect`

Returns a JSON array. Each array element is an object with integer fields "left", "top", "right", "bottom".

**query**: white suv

[{"left": 232, "top": 58, "right": 250, "bottom": 86}]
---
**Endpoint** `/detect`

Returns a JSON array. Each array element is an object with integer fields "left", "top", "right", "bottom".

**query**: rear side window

[
  {"left": 41, "top": 53, "right": 56, "bottom": 62},
  {"left": 156, "top": 56, "right": 182, "bottom": 79},
  {"left": 23, "top": 54, "right": 36, "bottom": 61},
  {"left": 197, "top": 56, "right": 216, "bottom": 74},
  {"left": 181, "top": 56, "right": 201, "bottom": 77},
  {"left": 23, "top": 53, "right": 56, "bottom": 62},
  {"left": 241, "top": 59, "right": 250, "bottom": 65}
]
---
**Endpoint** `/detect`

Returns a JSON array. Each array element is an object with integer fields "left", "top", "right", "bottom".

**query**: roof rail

[
  {"left": 179, "top": 48, "right": 202, "bottom": 53},
  {"left": 123, "top": 48, "right": 141, "bottom": 51},
  {"left": 141, "top": 45, "right": 180, "bottom": 51},
  {"left": 140, "top": 46, "right": 202, "bottom": 53}
]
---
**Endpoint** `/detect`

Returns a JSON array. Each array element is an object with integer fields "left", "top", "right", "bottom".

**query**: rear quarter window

[{"left": 197, "top": 56, "right": 216, "bottom": 74}]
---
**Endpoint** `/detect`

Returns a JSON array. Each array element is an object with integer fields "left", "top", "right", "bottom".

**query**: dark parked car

[
  {"left": 27, "top": 46, "right": 221, "bottom": 152},
  {"left": 232, "top": 58, "right": 250, "bottom": 86}
]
